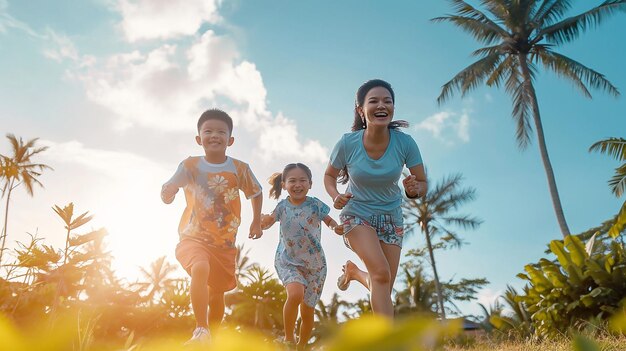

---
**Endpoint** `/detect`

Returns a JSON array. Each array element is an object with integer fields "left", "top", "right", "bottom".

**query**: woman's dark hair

[
  {"left": 268, "top": 163, "right": 313, "bottom": 199},
  {"left": 338, "top": 79, "right": 409, "bottom": 184}
]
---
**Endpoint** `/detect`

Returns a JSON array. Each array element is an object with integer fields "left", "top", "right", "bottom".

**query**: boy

[{"left": 161, "top": 109, "right": 263, "bottom": 344}]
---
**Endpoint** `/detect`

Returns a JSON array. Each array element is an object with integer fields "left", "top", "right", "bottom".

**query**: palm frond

[
  {"left": 538, "top": 49, "right": 620, "bottom": 97},
  {"left": 589, "top": 137, "right": 626, "bottom": 161},
  {"left": 441, "top": 214, "right": 484, "bottom": 230},
  {"left": 480, "top": 0, "right": 511, "bottom": 23},
  {"left": 437, "top": 53, "right": 503, "bottom": 104},
  {"left": 435, "top": 0, "right": 509, "bottom": 38},
  {"left": 538, "top": 0, "right": 626, "bottom": 45},
  {"left": 509, "top": 78, "right": 534, "bottom": 149},
  {"left": 486, "top": 54, "right": 515, "bottom": 88},
  {"left": 533, "top": 0, "right": 574, "bottom": 27},
  {"left": 608, "top": 164, "right": 626, "bottom": 197}
]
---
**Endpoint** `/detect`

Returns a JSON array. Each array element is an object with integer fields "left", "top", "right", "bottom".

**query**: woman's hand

[
  {"left": 402, "top": 174, "right": 423, "bottom": 198},
  {"left": 333, "top": 193, "right": 353, "bottom": 210}
]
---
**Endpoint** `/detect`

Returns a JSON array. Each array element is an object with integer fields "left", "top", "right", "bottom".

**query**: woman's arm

[
  {"left": 403, "top": 164, "right": 427, "bottom": 199},
  {"left": 324, "top": 164, "right": 352, "bottom": 209}
]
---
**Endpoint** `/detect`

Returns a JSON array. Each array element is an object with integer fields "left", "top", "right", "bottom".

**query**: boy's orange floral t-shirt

[{"left": 165, "top": 156, "right": 262, "bottom": 248}]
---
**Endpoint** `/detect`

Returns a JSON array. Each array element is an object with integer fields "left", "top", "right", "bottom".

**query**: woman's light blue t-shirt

[{"left": 329, "top": 128, "right": 423, "bottom": 223}]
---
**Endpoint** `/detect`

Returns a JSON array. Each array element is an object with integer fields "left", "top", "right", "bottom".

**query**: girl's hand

[
  {"left": 402, "top": 174, "right": 422, "bottom": 198},
  {"left": 333, "top": 193, "right": 353, "bottom": 210}
]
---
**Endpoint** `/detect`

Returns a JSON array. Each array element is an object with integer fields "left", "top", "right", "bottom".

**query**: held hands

[
  {"left": 333, "top": 192, "right": 353, "bottom": 210},
  {"left": 161, "top": 184, "right": 179, "bottom": 203},
  {"left": 328, "top": 219, "right": 344, "bottom": 235},
  {"left": 402, "top": 174, "right": 423, "bottom": 198},
  {"left": 249, "top": 218, "right": 263, "bottom": 240}
]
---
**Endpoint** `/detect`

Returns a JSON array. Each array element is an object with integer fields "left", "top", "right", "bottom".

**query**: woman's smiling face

[{"left": 358, "top": 86, "right": 395, "bottom": 128}]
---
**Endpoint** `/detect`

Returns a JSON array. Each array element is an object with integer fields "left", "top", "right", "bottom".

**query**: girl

[
  {"left": 261, "top": 163, "right": 341, "bottom": 347},
  {"left": 324, "top": 79, "right": 427, "bottom": 318}
]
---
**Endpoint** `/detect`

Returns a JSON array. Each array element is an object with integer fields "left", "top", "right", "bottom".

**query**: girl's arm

[
  {"left": 323, "top": 215, "right": 343, "bottom": 235},
  {"left": 324, "top": 164, "right": 352, "bottom": 209},
  {"left": 261, "top": 212, "right": 277, "bottom": 230}
]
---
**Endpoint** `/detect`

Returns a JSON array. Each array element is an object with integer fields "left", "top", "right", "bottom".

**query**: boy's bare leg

[
  {"left": 208, "top": 289, "right": 225, "bottom": 331},
  {"left": 190, "top": 261, "right": 210, "bottom": 328},
  {"left": 297, "top": 303, "right": 315, "bottom": 347},
  {"left": 284, "top": 282, "right": 305, "bottom": 343}
]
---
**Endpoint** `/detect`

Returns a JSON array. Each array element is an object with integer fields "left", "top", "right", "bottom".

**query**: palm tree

[
  {"left": 0, "top": 134, "right": 52, "bottom": 265},
  {"left": 589, "top": 137, "right": 626, "bottom": 238},
  {"left": 433, "top": 0, "right": 626, "bottom": 237},
  {"left": 402, "top": 173, "right": 482, "bottom": 320},
  {"left": 136, "top": 256, "right": 177, "bottom": 305}
]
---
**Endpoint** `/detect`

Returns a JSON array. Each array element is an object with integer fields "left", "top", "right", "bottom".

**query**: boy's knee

[{"left": 191, "top": 261, "right": 210, "bottom": 278}]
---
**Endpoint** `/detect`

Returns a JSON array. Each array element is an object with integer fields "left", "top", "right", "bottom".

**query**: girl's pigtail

[{"left": 268, "top": 172, "right": 282, "bottom": 199}]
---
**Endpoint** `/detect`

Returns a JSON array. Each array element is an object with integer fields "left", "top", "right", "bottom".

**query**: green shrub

[{"left": 517, "top": 235, "right": 626, "bottom": 337}]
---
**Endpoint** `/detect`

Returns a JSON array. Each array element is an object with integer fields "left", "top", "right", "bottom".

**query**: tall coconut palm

[
  {"left": 0, "top": 134, "right": 52, "bottom": 265},
  {"left": 589, "top": 137, "right": 626, "bottom": 238},
  {"left": 402, "top": 173, "right": 482, "bottom": 320},
  {"left": 434, "top": 0, "right": 625, "bottom": 237}
]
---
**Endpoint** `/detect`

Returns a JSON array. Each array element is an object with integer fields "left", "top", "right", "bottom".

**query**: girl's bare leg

[
  {"left": 297, "top": 303, "right": 315, "bottom": 347},
  {"left": 190, "top": 261, "right": 210, "bottom": 328},
  {"left": 283, "top": 282, "right": 304, "bottom": 343}
]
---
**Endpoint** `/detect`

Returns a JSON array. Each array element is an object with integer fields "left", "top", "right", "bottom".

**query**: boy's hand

[
  {"left": 161, "top": 184, "right": 178, "bottom": 203},
  {"left": 249, "top": 219, "right": 263, "bottom": 239}
]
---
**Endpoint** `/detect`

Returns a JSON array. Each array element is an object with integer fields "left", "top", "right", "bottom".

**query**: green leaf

[{"left": 565, "top": 235, "right": 588, "bottom": 267}]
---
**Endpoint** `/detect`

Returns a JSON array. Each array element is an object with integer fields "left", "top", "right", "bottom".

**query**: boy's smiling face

[{"left": 196, "top": 119, "right": 234, "bottom": 162}]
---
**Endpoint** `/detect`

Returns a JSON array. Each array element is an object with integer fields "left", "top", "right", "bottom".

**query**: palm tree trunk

[
  {"left": 424, "top": 225, "right": 446, "bottom": 319},
  {"left": 0, "top": 182, "right": 14, "bottom": 266},
  {"left": 518, "top": 54, "right": 571, "bottom": 238}
]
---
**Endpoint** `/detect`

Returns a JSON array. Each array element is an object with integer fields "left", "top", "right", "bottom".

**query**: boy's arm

[
  {"left": 248, "top": 194, "right": 263, "bottom": 239},
  {"left": 161, "top": 183, "right": 179, "bottom": 204},
  {"left": 161, "top": 162, "right": 186, "bottom": 204}
]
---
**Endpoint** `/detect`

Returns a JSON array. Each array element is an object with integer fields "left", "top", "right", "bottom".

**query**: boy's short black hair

[{"left": 197, "top": 109, "right": 233, "bottom": 134}]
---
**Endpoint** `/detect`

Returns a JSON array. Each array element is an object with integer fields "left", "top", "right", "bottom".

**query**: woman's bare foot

[{"left": 337, "top": 260, "right": 358, "bottom": 290}]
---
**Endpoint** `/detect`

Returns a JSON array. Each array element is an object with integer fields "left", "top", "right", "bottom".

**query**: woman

[{"left": 324, "top": 79, "right": 426, "bottom": 318}]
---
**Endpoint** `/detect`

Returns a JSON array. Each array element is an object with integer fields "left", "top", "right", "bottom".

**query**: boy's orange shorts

[{"left": 175, "top": 238, "right": 238, "bottom": 292}]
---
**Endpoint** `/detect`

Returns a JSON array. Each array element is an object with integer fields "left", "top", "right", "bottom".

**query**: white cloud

[
  {"left": 42, "top": 29, "right": 79, "bottom": 62},
  {"left": 116, "top": 0, "right": 222, "bottom": 42},
  {"left": 415, "top": 110, "right": 471, "bottom": 145},
  {"left": 0, "top": 0, "right": 40, "bottom": 37},
  {"left": 72, "top": 28, "right": 326, "bottom": 162},
  {"left": 40, "top": 139, "right": 166, "bottom": 180}
]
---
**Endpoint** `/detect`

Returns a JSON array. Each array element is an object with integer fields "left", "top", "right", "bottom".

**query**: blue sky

[{"left": 1, "top": 0, "right": 625, "bottom": 316}]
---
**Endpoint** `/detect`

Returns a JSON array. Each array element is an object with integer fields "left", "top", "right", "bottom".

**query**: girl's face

[
  {"left": 358, "top": 86, "right": 395, "bottom": 128},
  {"left": 282, "top": 167, "right": 311, "bottom": 202}
]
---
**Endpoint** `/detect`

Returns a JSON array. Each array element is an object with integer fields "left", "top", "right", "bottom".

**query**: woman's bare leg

[{"left": 344, "top": 225, "right": 393, "bottom": 318}]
